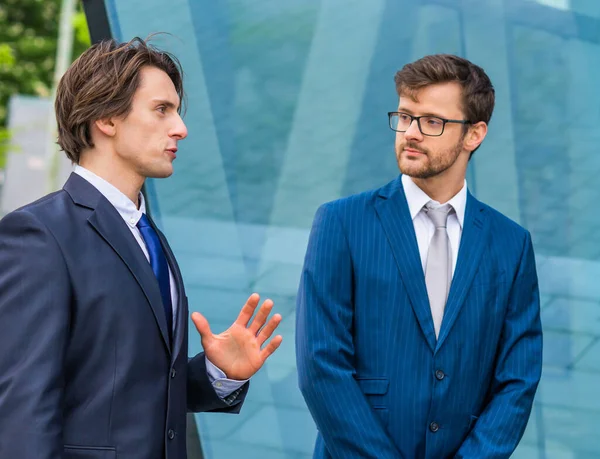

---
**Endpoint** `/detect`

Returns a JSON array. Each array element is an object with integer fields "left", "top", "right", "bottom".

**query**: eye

[
  {"left": 425, "top": 117, "right": 443, "bottom": 126},
  {"left": 399, "top": 113, "right": 411, "bottom": 122},
  {"left": 157, "top": 105, "right": 167, "bottom": 114}
]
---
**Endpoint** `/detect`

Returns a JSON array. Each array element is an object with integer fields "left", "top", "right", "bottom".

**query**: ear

[
  {"left": 93, "top": 118, "right": 117, "bottom": 138},
  {"left": 464, "top": 121, "right": 487, "bottom": 153}
]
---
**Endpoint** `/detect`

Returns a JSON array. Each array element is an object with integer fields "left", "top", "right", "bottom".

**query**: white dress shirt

[
  {"left": 401, "top": 174, "right": 467, "bottom": 277},
  {"left": 74, "top": 166, "right": 246, "bottom": 398}
]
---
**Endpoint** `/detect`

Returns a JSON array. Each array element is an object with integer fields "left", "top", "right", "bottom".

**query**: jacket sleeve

[
  {"left": 186, "top": 352, "right": 248, "bottom": 413},
  {"left": 296, "top": 203, "right": 404, "bottom": 459},
  {"left": 0, "top": 210, "right": 71, "bottom": 459},
  {"left": 455, "top": 231, "right": 543, "bottom": 458}
]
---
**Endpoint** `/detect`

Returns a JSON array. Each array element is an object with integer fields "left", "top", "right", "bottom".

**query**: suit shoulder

[
  {"left": 9, "top": 189, "right": 68, "bottom": 214},
  {"left": 317, "top": 180, "right": 391, "bottom": 215},
  {"left": 480, "top": 201, "right": 531, "bottom": 241},
  {"left": 1, "top": 190, "right": 71, "bottom": 228}
]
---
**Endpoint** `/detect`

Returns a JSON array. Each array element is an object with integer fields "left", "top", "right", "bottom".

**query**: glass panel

[{"left": 104, "top": 0, "right": 600, "bottom": 457}]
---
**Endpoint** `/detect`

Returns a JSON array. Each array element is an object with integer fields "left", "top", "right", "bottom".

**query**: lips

[{"left": 403, "top": 148, "right": 425, "bottom": 155}]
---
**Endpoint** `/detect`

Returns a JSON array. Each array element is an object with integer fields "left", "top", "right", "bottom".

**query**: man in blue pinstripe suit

[{"left": 296, "top": 54, "right": 542, "bottom": 458}]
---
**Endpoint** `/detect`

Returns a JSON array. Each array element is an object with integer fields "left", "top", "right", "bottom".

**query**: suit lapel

[
  {"left": 64, "top": 173, "right": 172, "bottom": 353},
  {"left": 436, "top": 192, "right": 490, "bottom": 351},
  {"left": 88, "top": 199, "right": 172, "bottom": 353},
  {"left": 374, "top": 177, "right": 437, "bottom": 352}
]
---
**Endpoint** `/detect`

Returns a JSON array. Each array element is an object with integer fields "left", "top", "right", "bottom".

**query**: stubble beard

[{"left": 397, "top": 140, "right": 463, "bottom": 180}]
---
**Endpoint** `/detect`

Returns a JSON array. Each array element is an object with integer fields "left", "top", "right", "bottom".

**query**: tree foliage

[{"left": 0, "top": 0, "right": 91, "bottom": 165}]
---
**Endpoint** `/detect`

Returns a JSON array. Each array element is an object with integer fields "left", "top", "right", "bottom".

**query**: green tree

[{"left": 0, "top": 0, "right": 90, "bottom": 166}]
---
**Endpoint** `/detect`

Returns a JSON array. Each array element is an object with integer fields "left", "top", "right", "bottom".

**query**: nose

[
  {"left": 404, "top": 118, "right": 423, "bottom": 142},
  {"left": 171, "top": 113, "right": 188, "bottom": 140}
]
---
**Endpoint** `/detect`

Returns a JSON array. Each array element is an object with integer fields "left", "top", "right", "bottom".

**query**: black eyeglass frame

[{"left": 387, "top": 111, "right": 472, "bottom": 137}]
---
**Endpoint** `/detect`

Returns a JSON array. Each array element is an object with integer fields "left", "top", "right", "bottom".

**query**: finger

[
  {"left": 256, "top": 313, "right": 282, "bottom": 346},
  {"left": 248, "top": 299, "right": 274, "bottom": 335},
  {"left": 234, "top": 293, "right": 260, "bottom": 327},
  {"left": 191, "top": 312, "right": 213, "bottom": 348},
  {"left": 260, "top": 335, "right": 283, "bottom": 363}
]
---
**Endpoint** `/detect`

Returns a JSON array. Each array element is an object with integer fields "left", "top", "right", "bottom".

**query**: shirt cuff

[{"left": 205, "top": 356, "right": 248, "bottom": 400}]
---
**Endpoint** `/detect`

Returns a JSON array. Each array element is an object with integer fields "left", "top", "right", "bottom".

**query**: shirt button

[
  {"left": 130, "top": 218, "right": 135, "bottom": 224},
  {"left": 170, "top": 369, "right": 176, "bottom": 378},
  {"left": 435, "top": 370, "right": 445, "bottom": 380},
  {"left": 215, "top": 381, "right": 223, "bottom": 388},
  {"left": 167, "top": 429, "right": 175, "bottom": 440},
  {"left": 429, "top": 422, "right": 439, "bottom": 433}
]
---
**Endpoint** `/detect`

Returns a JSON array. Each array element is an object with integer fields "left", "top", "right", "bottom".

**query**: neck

[
  {"left": 79, "top": 151, "right": 144, "bottom": 208},
  {"left": 410, "top": 172, "right": 465, "bottom": 204}
]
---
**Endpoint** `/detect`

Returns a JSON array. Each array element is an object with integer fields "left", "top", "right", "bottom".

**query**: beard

[{"left": 396, "top": 137, "right": 463, "bottom": 179}]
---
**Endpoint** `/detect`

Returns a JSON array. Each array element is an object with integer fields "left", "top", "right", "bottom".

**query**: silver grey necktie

[{"left": 424, "top": 202, "right": 452, "bottom": 339}]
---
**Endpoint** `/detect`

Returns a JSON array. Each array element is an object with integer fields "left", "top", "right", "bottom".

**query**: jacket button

[
  {"left": 171, "top": 369, "right": 177, "bottom": 378},
  {"left": 167, "top": 429, "right": 175, "bottom": 440},
  {"left": 435, "top": 370, "right": 445, "bottom": 380},
  {"left": 429, "top": 422, "right": 439, "bottom": 433}
]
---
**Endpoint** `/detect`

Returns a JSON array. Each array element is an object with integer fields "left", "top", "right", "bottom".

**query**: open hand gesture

[{"left": 191, "top": 293, "right": 283, "bottom": 380}]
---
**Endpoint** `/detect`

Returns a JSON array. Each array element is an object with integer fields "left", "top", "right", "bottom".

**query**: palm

[{"left": 191, "top": 294, "right": 283, "bottom": 381}]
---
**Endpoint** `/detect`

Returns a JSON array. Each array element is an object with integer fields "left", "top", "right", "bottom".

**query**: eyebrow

[
  {"left": 397, "top": 107, "right": 447, "bottom": 119},
  {"left": 152, "top": 98, "right": 181, "bottom": 111}
]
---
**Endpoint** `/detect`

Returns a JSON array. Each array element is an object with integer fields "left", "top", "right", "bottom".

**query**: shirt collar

[
  {"left": 73, "top": 165, "right": 146, "bottom": 228},
  {"left": 401, "top": 174, "right": 467, "bottom": 228}
]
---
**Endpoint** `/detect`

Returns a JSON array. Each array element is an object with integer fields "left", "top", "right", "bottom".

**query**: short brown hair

[
  {"left": 55, "top": 37, "right": 184, "bottom": 163},
  {"left": 394, "top": 54, "right": 495, "bottom": 126}
]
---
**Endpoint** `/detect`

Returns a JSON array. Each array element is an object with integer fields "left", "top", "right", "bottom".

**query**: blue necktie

[{"left": 137, "top": 213, "right": 173, "bottom": 337}]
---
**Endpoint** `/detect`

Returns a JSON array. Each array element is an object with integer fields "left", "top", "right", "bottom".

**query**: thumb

[{"left": 191, "top": 312, "right": 213, "bottom": 347}]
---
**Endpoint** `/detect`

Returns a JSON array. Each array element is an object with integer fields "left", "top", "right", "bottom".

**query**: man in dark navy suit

[
  {"left": 0, "top": 38, "right": 282, "bottom": 459},
  {"left": 297, "top": 54, "right": 542, "bottom": 458}
]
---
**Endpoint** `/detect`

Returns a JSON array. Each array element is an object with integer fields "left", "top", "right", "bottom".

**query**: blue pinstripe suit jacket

[{"left": 296, "top": 175, "right": 542, "bottom": 459}]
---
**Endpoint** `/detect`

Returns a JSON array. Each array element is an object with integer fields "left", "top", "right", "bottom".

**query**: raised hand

[{"left": 191, "top": 293, "right": 283, "bottom": 381}]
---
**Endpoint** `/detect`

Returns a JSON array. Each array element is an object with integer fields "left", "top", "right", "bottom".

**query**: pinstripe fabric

[{"left": 296, "top": 175, "right": 542, "bottom": 459}]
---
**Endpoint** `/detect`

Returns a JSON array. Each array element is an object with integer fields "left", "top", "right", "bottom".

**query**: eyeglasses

[{"left": 388, "top": 111, "right": 471, "bottom": 137}]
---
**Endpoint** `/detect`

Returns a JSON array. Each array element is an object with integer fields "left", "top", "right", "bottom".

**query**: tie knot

[
  {"left": 424, "top": 202, "right": 452, "bottom": 228},
  {"left": 136, "top": 213, "right": 151, "bottom": 229}
]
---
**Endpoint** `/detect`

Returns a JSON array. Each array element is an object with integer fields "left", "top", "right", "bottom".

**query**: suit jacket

[
  {"left": 0, "top": 173, "right": 248, "bottom": 459},
  {"left": 296, "top": 176, "right": 542, "bottom": 459}
]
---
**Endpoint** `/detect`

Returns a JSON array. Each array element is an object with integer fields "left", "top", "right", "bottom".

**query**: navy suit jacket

[
  {"left": 0, "top": 173, "right": 247, "bottom": 459},
  {"left": 296, "top": 176, "right": 542, "bottom": 459}
]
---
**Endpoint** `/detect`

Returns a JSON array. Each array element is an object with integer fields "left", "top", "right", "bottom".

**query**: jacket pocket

[
  {"left": 64, "top": 445, "right": 116, "bottom": 459},
  {"left": 356, "top": 378, "right": 390, "bottom": 428},
  {"left": 355, "top": 377, "right": 389, "bottom": 395}
]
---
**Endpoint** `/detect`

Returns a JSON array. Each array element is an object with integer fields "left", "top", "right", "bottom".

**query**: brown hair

[
  {"left": 394, "top": 54, "right": 495, "bottom": 128},
  {"left": 55, "top": 36, "right": 184, "bottom": 163}
]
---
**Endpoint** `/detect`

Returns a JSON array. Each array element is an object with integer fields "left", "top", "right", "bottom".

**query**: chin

[
  {"left": 145, "top": 166, "right": 173, "bottom": 179},
  {"left": 399, "top": 159, "right": 428, "bottom": 178},
  {"left": 157, "top": 169, "right": 174, "bottom": 178}
]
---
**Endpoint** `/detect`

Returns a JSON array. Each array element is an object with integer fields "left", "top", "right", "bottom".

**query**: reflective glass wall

[{"left": 106, "top": 0, "right": 600, "bottom": 457}]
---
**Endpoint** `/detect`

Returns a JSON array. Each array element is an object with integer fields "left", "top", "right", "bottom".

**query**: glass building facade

[{"left": 101, "top": 0, "right": 600, "bottom": 457}]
